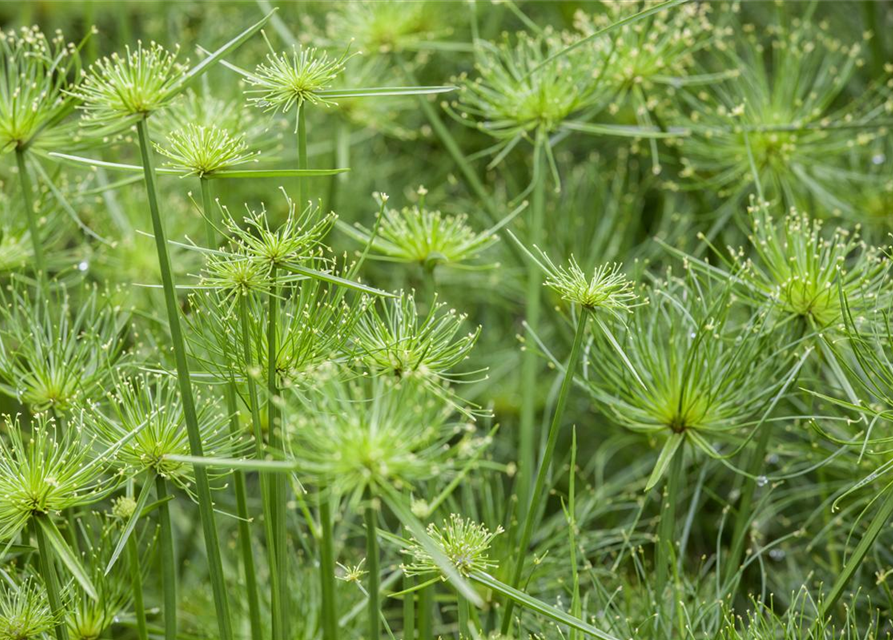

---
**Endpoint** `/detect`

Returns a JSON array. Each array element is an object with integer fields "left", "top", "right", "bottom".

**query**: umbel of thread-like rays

[
  {"left": 0, "top": 576, "right": 58, "bottom": 640},
  {"left": 287, "top": 375, "right": 484, "bottom": 503},
  {"left": 325, "top": 0, "right": 450, "bottom": 55},
  {"left": 447, "top": 29, "right": 608, "bottom": 156},
  {"left": 0, "top": 283, "right": 130, "bottom": 414},
  {"left": 337, "top": 193, "right": 503, "bottom": 271},
  {"left": 154, "top": 123, "right": 260, "bottom": 177},
  {"left": 0, "top": 26, "right": 91, "bottom": 152},
  {"left": 673, "top": 22, "right": 893, "bottom": 211},
  {"left": 63, "top": 513, "right": 131, "bottom": 640},
  {"left": 89, "top": 373, "right": 247, "bottom": 494},
  {"left": 401, "top": 514, "right": 503, "bottom": 579},
  {"left": 0, "top": 413, "right": 125, "bottom": 541},
  {"left": 245, "top": 33, "right": 355, "bottom": 125},
  {"left": 348, "top": 291, "right": 483, "bottom": 389},
  {"left": 688, "top": 201, "right": 890, "bottom": 331},
  {"left": 579, "top": 270, "right": 798, "bottom": 484},
  {"left": 68, "top": 41, "right": 188, "bottom": 126}
]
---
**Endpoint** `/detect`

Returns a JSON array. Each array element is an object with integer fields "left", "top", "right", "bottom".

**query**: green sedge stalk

[
  {"left": 365, "top": 489, "right": 380, "bottom": 640},
  {"left": 226, "top": 384, "right": 263, "bottom": 640},
  {"left": 319, "top": 492, "right": 337, "bottom": 640},
  {"left": 418, "top": 583, "right": 433, "bottom": 640},
  {"left": 126, "top": 528, "right": 149, "bottom": 640},
  {"left": 154, "top": 475, "right": 177, "bottom": 640},
  {"left": 654, "top": 446, "right": 684, "bottom": 628},
  {"left": 14, "top": 148, "right": 47, "bottom": 283},
  {"left": 200, "top": 177, "right": 217, "bottom": 248},
  {"left": 501, "top": 306, "right": 589, "bottom": 634},
  {"left": 458, "top": 595, "right": 470, "bottom": 639},
  {"left": 34, "top": 518, "right": 69, "bottom": 640},
  {"left": 135, "top": 115, "right": 233, "bottom": 640},
  {"left": 297, "top": 105, "right": 308, "bottom": 207},
  {"left": 518, "top": 130, "right": 547, "bottom": 517}
]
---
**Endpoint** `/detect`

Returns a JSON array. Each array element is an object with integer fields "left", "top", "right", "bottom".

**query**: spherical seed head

[
  {"left": 246, "top": 40, "right": 354, "bottom": 118},
  {"left": 111, "top": 495, "right": 137, "bottom": 520},
  {"left": 71, "top": 41, "right": 187, "bottom": 123},
  {"left": 402, "top": 514, "right": 504, "bottom": 578},
  {"left": 0, "top": 578, "right": 57, "bottom": 640},
  {"left": 154, "top": 124, "right": 258, "bottom": 177}
]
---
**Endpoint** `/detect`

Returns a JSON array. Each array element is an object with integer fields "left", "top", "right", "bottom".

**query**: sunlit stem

[
  {"left": 501, "top": 307, "right": 589, "bottom": 633},
  {"left": 200, "top": 177, "right": 217, "bottom": 248},
  {"left": 297, "top": 105, "right": 308, "bottom": 207},
  {"left": 134, "top": 115, "right": 233, "bottom": 640},
  {"left": 15, "top": 147, "right": 47, "bottom": 284},
  {"left": 33, "top": 518, "right": 69, "bottom": 640}
]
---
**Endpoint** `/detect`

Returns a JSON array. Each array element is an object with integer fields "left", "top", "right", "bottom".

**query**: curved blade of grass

[
  {"left": 378, "top": 484, "right": 483, "bottom": 607},
  {"left": 645, "top": 432, "right": 686, "bottom": 493},
  {"left": 106, "top": 475, "right": 155, "bottom": 575},
  {"left": 36, "top": 515, "right": 98, "bottom": 600},
  {"left": 283, "top": 264, "right": 396, "bottom": 297},
  {"left": 471, "top": 571, "right": 619, "bottom": 640},
  {"left": 593, "top": 316, "right": 646, "bottom": 390}
]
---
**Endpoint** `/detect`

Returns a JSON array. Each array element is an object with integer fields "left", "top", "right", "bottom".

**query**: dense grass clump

[{"left": 0, "top": 2, "right": 892, "bottom": 639}]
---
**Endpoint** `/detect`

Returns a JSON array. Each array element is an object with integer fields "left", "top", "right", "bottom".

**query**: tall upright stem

[
  {"left": 134, "top": 116, "right": 232, "bottom": 640},
  {"left": 319, "top": 491, "right": 337, "bottom": 640},
  {"left": 518, "top": 134, "right": 547, "bottom": 516},
  {"left": 418, "top": 583, "right": 433, "bottom": 640},
  {"left": 226, "top": 384, "right": 264, "bottom": 640},
  {"left": 501, "top": 309, "right": 589, "bottom": 634},
  {"left": 15, "top": 148, "right": 47, "bottom": 283},
  {"left": 655, "top": 446, "right": 684, "bottom": 625},
  {"left": 126, "top": 529, "right": 149, "bottom": 640},
  {"left": 365, "top": 488, "right": 381, "bottom": 640},
  {"left": 34, "top": 518, "right": 69, "bottom": 640},
  {"left": 154, "top": 476, "right": 177, "bottom": 640},
  {"left": 200, "top": 177, "right": 217, "bottom": 248},
  {"left": 297, "top": 106, "right": 308, "bottom": 207}
]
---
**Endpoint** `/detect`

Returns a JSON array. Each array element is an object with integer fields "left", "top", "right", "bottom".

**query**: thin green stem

[
  {"left": 297, "top": 105, "right": 308, "bottom": 206},
  {"left": 126, "top": 528, "right": 149, "bottom": 640},
  {"left": 34, "top": 518, "right": 69, "bottom": 640},
  {"left": 501, "top": 309, "right": 589, "bottom": 634},
  {"left": 724, "top": 422, "right": 770, "bottom": 588},
  {"left": 655, "top": 445, "right": 684, "bottom": 626},
  {"left": 15, "top": 148, "right": 47, "bottom": 283},
  {"left": 820, "top": 486, "right": 893, "bottom": 616},
  {"left": 200, "top": 177, "right": 217, "bottom": 248},
  {"left": 154, "top": 475, "right": 176, "bottom": 640},
  {"left": 266, "top": 266, "right": 288, "bottom": 640},
  {"left": 319, "top": 491, "right": 338, "bottom": 640},
  {"left": 418, "top": 583, "right": 433, "bottom": 640},
  {"left": 458, "top": 595, "right": 470, "bottom": 639},
  {"left": 402, "top": 526, "right": 415, "bottom": 640},
  {"left": 135, "top": 116, "right": 232, "bottom": 640},
  {"left": 226, "top": 384, "right": 263, "bottom": 640},
  {"left": 365, "top": 488, "right": 381, "bottom": 640},
  {"left": 518, "top": 131, "right": 547, "bottom": 518}
]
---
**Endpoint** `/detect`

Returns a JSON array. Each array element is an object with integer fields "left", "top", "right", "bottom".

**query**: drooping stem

[
  {"left": 200, "top": 177, "right": 217, "bottom": 248},
  {"left": 125, "top": 527, "right": 149, "bottom": 640},
  {"left": 155, "top": 475, "right": 177, "bottom": 640},
  {"left": 225, "top": 384, "right": 264, "bottom": 640},
  {"left": 501, "top": 308, "right": 589, "bottom": 633},
  {"left": 134, "top": 116, "right": 233, "bottom": 640},
  {"left": 517, "top": 131, "right": 547, "bottom": 518},
  {"left": 821, "top": 484, "right": 893, "bottom": 615},
  {"left": 319, "top": 490, "right": 338, "bottom": 640},
  {"left": 655, "top": 445, "right": 685, "bottom": 621},
  {"left": 34, "top": 518, "right": 69, "bottom": 640},
  {"left": 14, "top": 148, "right": 47, "bottom": 283},
  {"left": 365, "top": 488, "right": 381, "bottom": 640}
]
